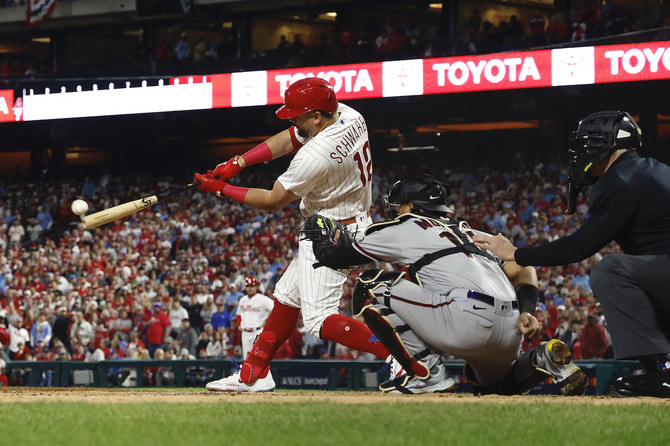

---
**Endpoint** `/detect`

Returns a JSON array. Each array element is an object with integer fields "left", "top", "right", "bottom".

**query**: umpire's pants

[{"left": 590, "top": 253, "right": 670, "bottom": 359}]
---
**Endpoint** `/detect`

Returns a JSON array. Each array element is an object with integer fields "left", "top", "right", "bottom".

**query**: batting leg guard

[
  {"left": 361, "top": 305, "right": 431, "bottom": 380},
  {"left": 240, "top": 331, "right": 276, "bottom": 385}
]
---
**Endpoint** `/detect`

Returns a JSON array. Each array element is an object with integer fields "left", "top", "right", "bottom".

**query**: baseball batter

[
  {"left": 196, "top": 77, "right": 389, "bottom": 392},
  {"left": 237, "top": 276, "right": 274, "bottom": 358},
  {"left": 309, "top": 174, "right": 588, "bottom": 395}
]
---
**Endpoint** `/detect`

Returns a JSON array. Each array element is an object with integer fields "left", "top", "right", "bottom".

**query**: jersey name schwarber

[
  {"left": 329, "top": 115, "right": 367, "bottom": 163},
  {"left": 277, "top": 103, "right": 372, "bottom": 221}
]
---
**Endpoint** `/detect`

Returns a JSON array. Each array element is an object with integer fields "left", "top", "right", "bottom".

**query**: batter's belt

[{"left": 338, "top": 210, "right": 371, "bottom": 225}]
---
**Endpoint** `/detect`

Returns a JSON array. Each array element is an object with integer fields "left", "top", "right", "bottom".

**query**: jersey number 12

[{"left": 353, "top": 141, "right": 373, "bottom": 186}]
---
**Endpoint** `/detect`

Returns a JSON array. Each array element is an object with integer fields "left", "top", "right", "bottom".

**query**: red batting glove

[
  {"left": 194, "top": 173, "right": 250, "bottom": 203},
  {"left": 212, "top": 155, "right": 243, "bottom": 180},
  {"left": 194, "top": 172, "right": 226, "bottom": 195}
]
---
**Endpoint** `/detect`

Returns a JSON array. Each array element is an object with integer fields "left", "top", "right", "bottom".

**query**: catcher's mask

[
  {"left": 567, "top": 111, "right": 642, "bottom": 213},
  {"left": 383, "top": 174, "right": 452, "bottom": 219}
]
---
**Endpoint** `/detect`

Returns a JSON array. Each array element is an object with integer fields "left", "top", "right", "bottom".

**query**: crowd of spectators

[
  {"left": 2, "top": 1, "right": 670, "bottom": 81},
  {"left": 152, "top": 2, "right": 670, "bottom": 75},
  {"left": 0, "top": 149, "right": 616, "bottom": 387}
]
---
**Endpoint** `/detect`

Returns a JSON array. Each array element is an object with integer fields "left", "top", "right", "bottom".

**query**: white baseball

[{"left": 71, "top": 199, "right": 89, "bottom": 216}]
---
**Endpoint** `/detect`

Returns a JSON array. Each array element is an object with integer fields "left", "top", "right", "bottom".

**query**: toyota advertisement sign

[{"left": 7, "top": 40, "right": 670, "bottom": 122}]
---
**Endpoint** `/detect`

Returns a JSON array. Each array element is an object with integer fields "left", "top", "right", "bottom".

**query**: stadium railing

[{"left": 4, "top": 358, "right": 642, "bottom": 395}]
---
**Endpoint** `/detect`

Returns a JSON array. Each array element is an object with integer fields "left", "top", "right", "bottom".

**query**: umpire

[{"left": 475, "top": 111, "right": 670, "bottom": 398}]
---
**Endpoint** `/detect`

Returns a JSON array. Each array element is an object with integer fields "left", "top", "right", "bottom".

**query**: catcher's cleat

[
  {"left": 206, "top": 370, "right": 275, "bottom": 393},
  {"left": 535, "top": 339, "right": 588, "bottom": 396},
  {"left": 379, "top": 363, "right": 456, "bottom": 394}
]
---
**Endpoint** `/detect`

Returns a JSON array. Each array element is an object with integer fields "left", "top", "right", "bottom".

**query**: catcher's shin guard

[
  {"left": 240, "top": 331, "right": 276, "bottom": 385},
  {"left": 352, "top": 269, "right": 406, "bottom": 316},
  {"left": 463, "top": 350, "right": 551, "bottom": 395},
  {"left": 509, "top": 349, "right": 553, "bottom": 394},
  {"left": 361, "top": 305, "right": 430, "bottom": 379}
]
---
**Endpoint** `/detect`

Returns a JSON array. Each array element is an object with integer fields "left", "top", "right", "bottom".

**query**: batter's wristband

[
  {"left": 220, "top": 183, "right": 249, "bottom": 204},
  {"left": 516, "top": 284, "right": 539, "bottom": 315},
  {"left": 241, "top": 141, "right": 273, "bottom": 166}
]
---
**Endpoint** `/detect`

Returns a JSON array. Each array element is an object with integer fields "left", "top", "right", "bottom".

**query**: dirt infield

[{"left": 1, "top": 387, "right": 668, "bottom": 405}]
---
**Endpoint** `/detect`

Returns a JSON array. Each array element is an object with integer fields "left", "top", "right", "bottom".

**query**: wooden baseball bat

[{"left": 81, "top": 182, "right": 198, "bottom": 229}]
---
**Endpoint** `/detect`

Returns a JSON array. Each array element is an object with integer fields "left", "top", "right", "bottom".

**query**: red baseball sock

[
  {"left": 320, "top": 314, "right": 389, "bottom": 358},
  {"left": 263, "top": 301, "right": 301, "bottom": 344},
  {"left": 240, "top": 302, "right": 300, "bottom": 384}
]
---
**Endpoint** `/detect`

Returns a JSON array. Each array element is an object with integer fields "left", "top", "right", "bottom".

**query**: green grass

[{"left": 1, "top": 397, "right": 668, "bottom": 446}]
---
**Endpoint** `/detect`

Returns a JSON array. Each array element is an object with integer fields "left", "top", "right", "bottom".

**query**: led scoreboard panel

[{"left": 7, "top": 40, "right": 670, "bottom": 122}]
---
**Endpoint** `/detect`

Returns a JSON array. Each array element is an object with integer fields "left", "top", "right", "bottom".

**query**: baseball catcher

[{"left": 310, "top": 173, "right": 588, "bottom": 395}]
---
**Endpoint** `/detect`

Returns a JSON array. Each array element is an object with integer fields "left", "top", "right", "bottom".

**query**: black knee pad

[{"left": 352, "top": 269, "right": 406, "bottom": 316}]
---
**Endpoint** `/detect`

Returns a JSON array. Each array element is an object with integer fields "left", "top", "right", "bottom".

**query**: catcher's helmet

[
  {"left": 383, "top": 174, "right": 451, "bottom": 219},
  {"left": 276, "top": 77, "right": 338, "bottom": 119},
  {"left": 245, "top": 276, "right": 259, "bottom": 287},
  {"left": 566, "top": 111, "right": 642, "bottom": 213}
]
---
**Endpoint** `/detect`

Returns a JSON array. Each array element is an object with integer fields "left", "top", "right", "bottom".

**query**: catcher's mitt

[{"left": 300, "top": 213, "right": 354, "bottom": 248}]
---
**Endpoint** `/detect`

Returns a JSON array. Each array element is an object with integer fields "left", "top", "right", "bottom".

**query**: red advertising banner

[
  {"left": 0, "top": 90, "right": 16, "bottom": 122},
  {"left": 210, "top": 73, "right": 232, "bottom": 109},
  {"left": 173, "top": 40, "right": 670, "bottom": 113},
  {"left": 5, "top": 40, "right": 669, "bottom": 123},
  {"left": 595, "top": 40, "right": 670, "bottom": 84},
  {"left": 424, "top": 49, "right": 553, "bottom": 94},
  {"left": 267, "top": 62, "right": 384, "bottom": 104}
]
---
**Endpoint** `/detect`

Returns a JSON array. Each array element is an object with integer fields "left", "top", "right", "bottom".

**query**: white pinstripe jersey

[
  {"left": 353, "top": 214, "right": 517, "bottom": 300},
  {"left": 237, "top": 293, "right": 274, "bottom": 329},
  {"left": 277, "top": 103, "right": 372, "bottom": 220}
]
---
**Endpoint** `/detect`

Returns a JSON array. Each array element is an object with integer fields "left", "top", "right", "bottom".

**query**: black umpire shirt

[{"left": 515, "top": 150, "right": 670, "bottom": 266}]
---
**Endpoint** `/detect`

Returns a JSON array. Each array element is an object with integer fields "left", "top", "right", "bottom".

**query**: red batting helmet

[
  {"left": 276, "top": 77, "right": 338, "bottom": 119},
  {"left": 245, "top": 276, "right": 259, "bottom": 287}
]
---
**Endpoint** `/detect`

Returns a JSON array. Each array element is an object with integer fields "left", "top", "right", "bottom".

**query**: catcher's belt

[{"left": 467, "top": 290, "right": 519, "bottom": 311}]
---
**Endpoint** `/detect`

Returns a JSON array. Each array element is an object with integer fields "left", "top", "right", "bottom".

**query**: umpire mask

[{"left": 566, "top": 111, "right": 642, "bottom": 214}]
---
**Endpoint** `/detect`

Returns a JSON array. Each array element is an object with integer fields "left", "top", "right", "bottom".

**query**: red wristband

[
  {"left": 241, "top": 141, "right": 273, "bottom": 166},
  {"left": 220, "top": 183, "right": 249, "bottom": 204}
]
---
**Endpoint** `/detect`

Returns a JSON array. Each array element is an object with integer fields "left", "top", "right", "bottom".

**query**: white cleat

[
  {"left": 379, "top": 363, "right": 456, "bottom": 394},
  {"left": 206, "top": 370, "right": 276, "bottom": 393}
]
